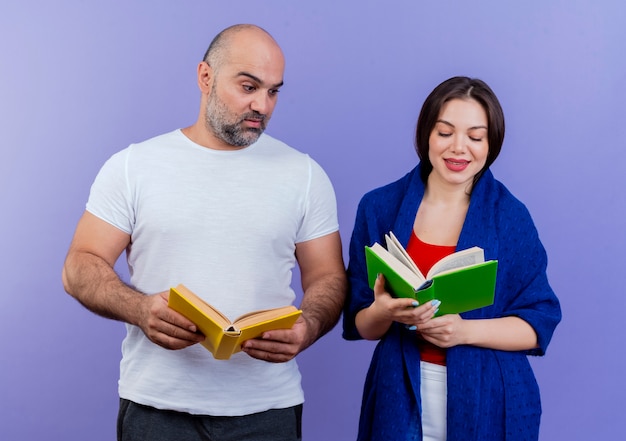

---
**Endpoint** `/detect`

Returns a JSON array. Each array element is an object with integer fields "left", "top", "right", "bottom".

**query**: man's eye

[
  {"left": 269, "top": 89, "right": 280, "bottom": 96},
  {"left": 243, "top": 85, "right": 256, "bottom": 92}
]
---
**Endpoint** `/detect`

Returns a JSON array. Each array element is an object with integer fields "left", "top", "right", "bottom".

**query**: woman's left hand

[{"left": 416, "top": 313, "right": 467, "bottom": 348}]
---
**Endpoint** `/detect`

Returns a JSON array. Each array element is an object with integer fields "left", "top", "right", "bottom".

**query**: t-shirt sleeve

[
  {"left": 85, "top": 148, "right": 135, "bottom": 234},
  {"left": 295, "top": 156, "right": 339, "bottom": 243}
]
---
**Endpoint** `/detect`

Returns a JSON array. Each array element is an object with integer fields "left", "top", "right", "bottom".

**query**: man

[{"left": 62, "top": 24, "right": 347, "bottom": 441}]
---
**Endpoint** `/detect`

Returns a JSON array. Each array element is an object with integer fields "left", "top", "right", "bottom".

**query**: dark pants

[{"left": 117, "top": 399, "right": 303, "bottom": 441}]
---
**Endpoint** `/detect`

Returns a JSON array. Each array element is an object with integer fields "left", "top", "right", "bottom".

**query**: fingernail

[
  {"left": 407, "top": 325, "right": 417, "bottom": 331},
  {"left": 411, "top": 301, "right": 419, "bottom": 307},
  {"left": 431, "top": 299, "right": 441, "bottom": 307},
  {"left": 433, "top": 308, "right": 439, "bottom": 315}
]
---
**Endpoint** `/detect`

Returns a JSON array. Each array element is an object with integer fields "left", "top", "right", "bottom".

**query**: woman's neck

[{"left": 423, "top": 173, "right": 472, "bottom": 207}]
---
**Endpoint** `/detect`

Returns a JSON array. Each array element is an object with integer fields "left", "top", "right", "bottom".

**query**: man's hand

[
  {"left": 137, "top": 291, "right": 205, "bottom": 350},
  {"left": 240, "top": 317, "right": 309, "bottom": 363}
]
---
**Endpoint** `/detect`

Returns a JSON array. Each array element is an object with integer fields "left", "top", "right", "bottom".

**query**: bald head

[{"left": 203, "top": 24, "right": 283, "bottom": 74}]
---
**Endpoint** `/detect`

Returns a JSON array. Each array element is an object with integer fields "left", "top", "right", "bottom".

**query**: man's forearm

[
  {"left": 299, "top": 273, "right": 347, "bottom": 349},
  {"left": 62, "top": 251, "right": 145, "bottom": 326}
]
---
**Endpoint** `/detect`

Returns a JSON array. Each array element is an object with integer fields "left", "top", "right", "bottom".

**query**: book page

[
  {"left": 385, "top": 232, "right": 424, "bottom": 278},
  {"left": 427, "top": 246, "right": 485, "bottom": 279},
  {"left": 233, "top": 306, "right": 300, "bottom": 330},
  {"left": 368, "top": 242, "right": 426, "bottom": 288},
  {"left": 171, "top": 284, "right": 232, "bottom": 329}
]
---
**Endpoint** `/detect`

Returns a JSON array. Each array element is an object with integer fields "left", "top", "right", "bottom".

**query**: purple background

[{"left": 1, "top": 1, "right": 624, "bottom": 440}]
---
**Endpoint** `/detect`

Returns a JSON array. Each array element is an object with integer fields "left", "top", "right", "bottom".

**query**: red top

[{"left": 406, "top": 230, "right": 456, "bottom": 366}]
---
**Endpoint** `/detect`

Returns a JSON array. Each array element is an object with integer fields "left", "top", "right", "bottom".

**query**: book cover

[{"left": 168, "top": 284, "right": 302, "bottom": 360}]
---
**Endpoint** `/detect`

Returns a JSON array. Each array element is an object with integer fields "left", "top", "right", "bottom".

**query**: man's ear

[{"left": 197, "top": 61, "right": 213, "bottom": 93}]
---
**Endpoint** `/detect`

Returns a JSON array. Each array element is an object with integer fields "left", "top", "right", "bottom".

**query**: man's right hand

[{"left": 138, "top": 291, "right": 205, "bottom": 350}]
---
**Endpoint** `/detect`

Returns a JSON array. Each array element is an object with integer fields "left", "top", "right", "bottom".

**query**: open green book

[{"left": 365, "top": 232, "right": 497, "bottom": 316}]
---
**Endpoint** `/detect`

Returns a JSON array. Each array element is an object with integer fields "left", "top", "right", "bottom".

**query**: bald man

[{"left": 62, "top": 24, "right": 347, "bottom": 441}]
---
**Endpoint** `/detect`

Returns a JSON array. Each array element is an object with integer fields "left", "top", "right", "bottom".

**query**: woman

[{"left": 343, "top": 77, "right": 561, "bottom": 441}]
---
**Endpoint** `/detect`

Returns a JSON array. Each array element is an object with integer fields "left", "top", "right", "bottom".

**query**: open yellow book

[{"left": 168, "top": 284, "right": 302, "bottom": 360}]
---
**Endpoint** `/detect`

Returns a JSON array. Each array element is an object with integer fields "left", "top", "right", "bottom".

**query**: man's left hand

[{"left": 240, "top": 317, "right": 309, "bottom": 363}]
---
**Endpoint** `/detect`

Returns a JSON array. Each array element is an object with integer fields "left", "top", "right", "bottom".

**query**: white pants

[{"left": 420, "top": 361, "right": 447, "bottom": 441}]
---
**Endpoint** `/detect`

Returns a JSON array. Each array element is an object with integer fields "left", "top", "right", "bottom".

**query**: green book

[{"left": 364, "top": 232, "right": 497, "bottom": 316}]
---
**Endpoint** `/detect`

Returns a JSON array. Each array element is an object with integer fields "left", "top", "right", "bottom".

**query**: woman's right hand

[{"left": 355, "top": 274, "right": 439, "bottom": 340}]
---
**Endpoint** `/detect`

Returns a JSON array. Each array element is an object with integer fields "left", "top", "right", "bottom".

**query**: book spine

[
  {"left": 416, "top": 283, "right": 436, "bottom": 314},
  {"left": 213, "top": 333, "right": 241, "bottom": 360}
]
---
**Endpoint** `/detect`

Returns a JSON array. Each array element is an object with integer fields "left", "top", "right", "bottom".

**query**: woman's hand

[
  {"left": 416, "top": 313, "right": 467, "bottom": 348},
  {"left": 355, "top": 274, "right": 439, "bottom": 340},
  {"left": 417, "top": 313, "right": 540, "bottom": 351}
]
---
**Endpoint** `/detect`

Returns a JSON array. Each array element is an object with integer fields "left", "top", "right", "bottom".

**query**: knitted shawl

[{"left": 343, "top": 166, "right": 561, "bottom": 441}]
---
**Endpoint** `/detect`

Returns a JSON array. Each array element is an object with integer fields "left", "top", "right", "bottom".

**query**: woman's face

[{"left": 427, "top": 98, "right": 489, "bottom": 190}]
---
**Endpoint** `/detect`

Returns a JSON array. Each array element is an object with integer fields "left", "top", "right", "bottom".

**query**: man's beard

[{"left": 205, "top": 90, "right": 267, "bottom": 147}]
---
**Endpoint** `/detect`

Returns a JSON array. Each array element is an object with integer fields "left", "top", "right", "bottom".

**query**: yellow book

[{"left": 168, "top": 284, "right": 302, "bottom": 360}]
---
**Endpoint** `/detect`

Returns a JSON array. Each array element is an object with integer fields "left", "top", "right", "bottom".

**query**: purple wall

[{"left": 1, "top": 1, "right": 624, "bottom": 439}]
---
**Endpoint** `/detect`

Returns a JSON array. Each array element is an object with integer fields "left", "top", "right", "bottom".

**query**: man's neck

[{"left": 181, "top": 123, "right": 249, "bottom": 151}]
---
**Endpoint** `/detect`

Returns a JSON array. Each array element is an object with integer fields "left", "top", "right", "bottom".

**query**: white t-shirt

[{"left": 86, "top": 129, "right": 339, "bottom": 416}]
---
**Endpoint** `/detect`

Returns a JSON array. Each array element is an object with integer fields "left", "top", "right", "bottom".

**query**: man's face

[
  {"left": 204, "top": 79, "right": 269, "bottom": 147},
  {"left": 202, "top": 35, "right": 284, "bottom": 149}
]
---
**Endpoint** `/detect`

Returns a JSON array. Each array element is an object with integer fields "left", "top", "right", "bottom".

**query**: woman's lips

[{"left": 444, "top": 158, "right": 470, "bottom": 171}]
